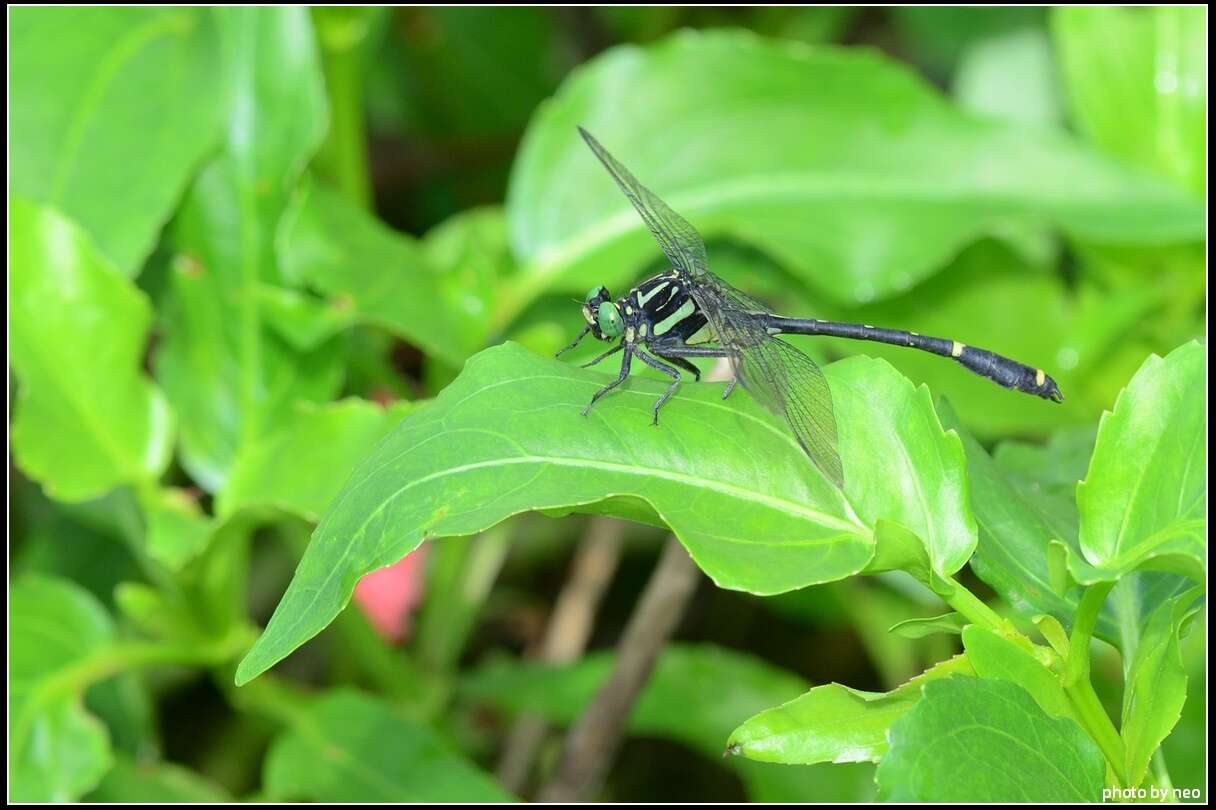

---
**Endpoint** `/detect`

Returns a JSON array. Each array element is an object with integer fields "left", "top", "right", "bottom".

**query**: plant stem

[
  {"left": 1063, "top": 581, "right": 1127, "bottom": 787},
  {"left": 497, "top": 517, "right": 625, "bottom": 793},
  {"left": 939, "top": 574, "right": 1007, "bottom": 633},
  {"left": 538, "top": 536, "right": 701, "bottom": 802},
  {"left": 313, "top": 9, "right": 373, "bottom": 209}
]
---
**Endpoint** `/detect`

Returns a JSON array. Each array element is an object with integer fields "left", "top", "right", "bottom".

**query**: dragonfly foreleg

[
  {"left": 581, "top": 343, "right": 624, "bottom": 369},
  {"left": 582, "top": 346, "right": 634, "bottom": 417},
  {"left": 556, "top": 325, "right": 592, "bottom": 358},
  {"left": 633, "top": 348, "right": 683, "bottom": 426}
]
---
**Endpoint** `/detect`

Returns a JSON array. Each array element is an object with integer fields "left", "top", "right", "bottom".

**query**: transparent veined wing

[{"left": 579, "top": 127, "right": 843, "bottom": 485}]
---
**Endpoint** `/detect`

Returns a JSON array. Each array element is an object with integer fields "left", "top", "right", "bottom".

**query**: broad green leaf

[
  {"left": 277, "top": 180, "right": 483, "bottom": 365},
  {"left": 218, "top": 399, "right": 414, "bottom": 521},
  {"left": 726, "top": 654, "right": 972, "bottom": 765},
  {"left": 87, "top": 756, "right": 230, "bottom": 803},
  {"left": 1158, "top": 609, "right": 1206, "bottom": 796},
  {"left": 10, "top": 7, "right": 224, "bottom": 274},
  {"left": 940, "top": 402, "right": 1117, "bottom": 643},
  {"left": 961, "top": 626, "right": 1074, "bottom": 720},
  {"left": 876, "top": 676, "right": 1105, "bottom": 801},
  {"left": 1121, "top": 589, "right": 1203, "bottom": 788},
  {"left": 460, "top": 644, "right": 868, "bottom": 802},
  {"left": 422, "top": 205, "right": 516, "bottom": 341},
  {"left": 262, "top": 689, "right": 512, "bottom": 802},
  {"left": 829, "top": 371, "right": 977, "bottom": 581},
  {"left": 506, "top": 29, "right": 1202, "bottom": 321},
  {"left": 10, "top": 197, "right": 172, "bottom": 502},
  {"left": 1075, "top": 341, "right": 1205, "bottom": 582},
  {"left": 140, "top": 487, "right": 213, "bottom": 571},
  {"left": 1053, "top": 6, "right": 1207, "bottom": 195},
  {"left": 156, "top": 8, "right": 343, "bottom": 492},
  {"left": 237, "top": 344, "right": 977, "bottom": 684},
  {"left": 10, "top": 577, "right": 116, "bottom": 802},
  {"left": 994, "top": 424, "right": 1098, "bottom": 494},
  {"left": 889, "top": 612, "right": 967, "bottom": 639}
]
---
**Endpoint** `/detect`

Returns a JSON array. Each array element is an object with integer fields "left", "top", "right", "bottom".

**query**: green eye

[
  {"left": 596, "top": 301, "right": 623, "bottom": 338},
  {"left": 585, "top": 286, "right": 605, "bottom": 305}
]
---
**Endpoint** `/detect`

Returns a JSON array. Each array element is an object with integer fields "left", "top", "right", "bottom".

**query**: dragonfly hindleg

[
  {"left": 654, "top": 353, "right": 701, "bottom": 381},
  {"left": 633, "top": 348, "right": 684, "bottom": 426}
]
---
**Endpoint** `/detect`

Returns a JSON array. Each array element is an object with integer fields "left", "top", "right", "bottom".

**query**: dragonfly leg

[
  {"left": 633, "top": 348, "right": 683, "bottom": 426},
  {"left": 654, "top": 353, "right": 701, "bottom": 381},
  {"left": 581, "top": 343, "right": 624, "bottom": 369},
  {"left": 648, "top": 340, "right": 735, "bottom": 399},
  {"left": 556, "top": 325, "right": 592, "bottom": 358},
  {"left": 582, "top": 347, "right": 633, "bottom": 417}
]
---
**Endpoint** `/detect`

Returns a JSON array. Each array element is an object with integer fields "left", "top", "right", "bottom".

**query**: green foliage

[
  {"left": 87, "top": 757, "right": 232, "bottom": 803},
  {"left": 236, "top": 346, "right": 986, "bottom": 684},
  {"left": 10, "top": 7, "right": 225, "bottom": 274},
  {"left": 1073, "top": 341, "right": 1205, "bottom": 583},
  {"left": 725, "top": 654, "right": 972, "bottom": 765},
  {"left": 10, "top": 577, "right": 117, "bottom": 802},
  {"left": 876, "top": 677, "right": 1106, "bottom": 801},
  {"left": 508, "top": 29, "right": 1201, "bottom": 315},
  {"left": 8, "top": 6, "right": 1206, "bottom": 803},
  {"left": 10, "top": 198, "right": 173, "bottom": 502},
  {"left": 262, "top": 690, "right": 514, "bottom": 802},
  {"left": 1053, "top": 6, "right": 1207, "bottom": 195},
  {"left": 461, "top": 644, "right": 876, "bottom": 802}
]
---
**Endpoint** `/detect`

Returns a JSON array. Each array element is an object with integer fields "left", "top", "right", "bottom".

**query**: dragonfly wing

[
  {"left": 580, "top": 128, "right": 843, "bottom": 485},
  {"left": 578, "top": 127, "right": 709, "bottom": 276},
  {"left": 731, "top": 334, "right": 843, "bottom": 487}
]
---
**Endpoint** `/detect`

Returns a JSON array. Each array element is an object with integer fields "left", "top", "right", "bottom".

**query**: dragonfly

[{"left": 558, "top": 128, "right": 1063, "bottom": 487}]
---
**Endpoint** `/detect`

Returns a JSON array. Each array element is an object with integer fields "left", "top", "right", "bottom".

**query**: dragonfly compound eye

[
  {"left": 585, "top": 285, "right": 609, "bottom": 305},
  {"left": 596, "top": 301, "right": 623, "bottom": 339}
]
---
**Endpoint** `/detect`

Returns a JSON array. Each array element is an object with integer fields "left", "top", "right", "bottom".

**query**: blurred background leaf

[
  {"left": 262, "top": 690, "right": 513, "bottom": 802},
  {"left": 9, "top": 7, "right": 225, "bottom": 274},
  {"left": 8, "top": 6, "right": 1207, "bottom": 803},
  {"left": 10, "top": 577, "right": 118, "bottom": 801},
  {"left": 1053, "top": 6, "right": 1206, "bottom": 195},
  {"left": 155, "top": 7, "right": 343, "bottom": 493},
  {"left": 506, "top": 29, "right": 1201, "bottom": 322},
  {"left": 10, "top": 198, "right": 173, "bottom": 501}
]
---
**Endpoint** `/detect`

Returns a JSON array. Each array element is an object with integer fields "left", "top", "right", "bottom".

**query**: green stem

[
  {"left": 38, "top": 625, "right": 252, "bottom": 710},
  {"left": 1063, "top": 581, "right": 1126, "bottom": 787},
  {"left": 938, "top": 574, "right": 1007, "bottom": 633},
  {"left": 313, "top": 9, "right": 372, "bottom": 209},
  {"left": 1150, "top": 749, "right": 1175, "bottom": 798}
]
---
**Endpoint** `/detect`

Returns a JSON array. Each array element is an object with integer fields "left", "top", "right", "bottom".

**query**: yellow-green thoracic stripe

[
  {"left": 637, "top": 278, "right": 673, "bottom": 306},
  {"left": 653, "top": 298, "right": 696, "bottom": 336}
]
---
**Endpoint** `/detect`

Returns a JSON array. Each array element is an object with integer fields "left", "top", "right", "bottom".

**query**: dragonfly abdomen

[{"left": 762, "top": 315, "right": 1062, "bottom": 403}]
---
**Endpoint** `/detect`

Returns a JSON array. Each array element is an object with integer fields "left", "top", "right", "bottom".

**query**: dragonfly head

[{"left": 583, "top": 286, "right": 623, "bottom": 341}]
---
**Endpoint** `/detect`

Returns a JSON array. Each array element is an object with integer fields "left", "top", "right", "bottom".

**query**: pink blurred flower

[{"left": 353, "top": 546, "right": 428, "bottom": 643}]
